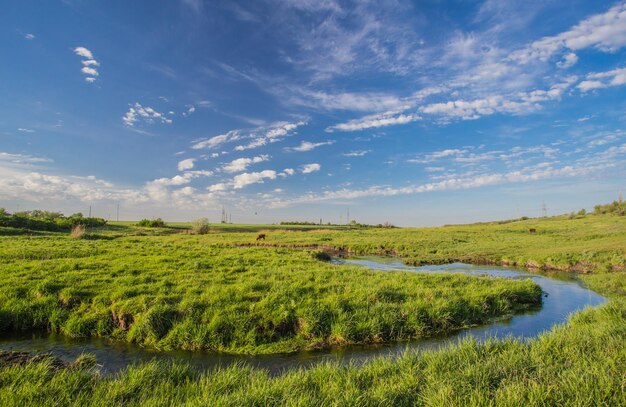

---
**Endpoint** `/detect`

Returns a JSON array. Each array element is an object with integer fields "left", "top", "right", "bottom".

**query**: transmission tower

[
  {"left": 221, "top": 206, "right": 227, "bottom": 223},
  {"left": 541, "top": 201, "right": 548, "bottom": 217}
]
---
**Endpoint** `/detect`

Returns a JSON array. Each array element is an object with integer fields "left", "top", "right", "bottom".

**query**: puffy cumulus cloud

[
  {"left": 177, "top": 158, "right": 195, "bottom": 171},
  {"left": 301, "top": 163, "right": 321, "bottom": 173},
  {"left": 73, "top": 47, "right": 93, "bottom": 59},
  {"left": 123, "top": 103, "right": 173, "bottom": 127},
  {"left": 232, "top": 170, "right": 277, "bottom": 189},
  {"left": 73, "top": 47, "right": 99, "bottom": 82},
  {"left": 577, "top": 67, "right": 626, "bottom": 92},
  {"left": 285, "top": 140, "right": 335, "bottom": 152},
  {"left": 222, "top": 155, "right": 269, "bottom": 173},
  {"left": 0, "top": 169, "right": 144, "bottom": 204},
  {"left": 556, "top": 52, "right": 579, "bottom": 69},
  {"left": 510, "top": 3, "right": 626, "bottom": 65},
  {"left": 81, "top": 67, "right": 98, "bottom": 77},
  {"left": 327, "top": 111, "right": 421, "bottom": 132}
]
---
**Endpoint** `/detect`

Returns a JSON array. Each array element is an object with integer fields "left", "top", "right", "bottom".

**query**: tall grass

[
  {"left": 0, "top": 239, "right": 540, "bottom": 353},
  {"left": 0, "top": 290, "right": 623, "bottom": 406}
]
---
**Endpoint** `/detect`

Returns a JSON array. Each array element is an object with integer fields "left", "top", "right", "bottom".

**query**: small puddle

[{"left": 0, "top": 258, "right": 606, "bottom": 375}]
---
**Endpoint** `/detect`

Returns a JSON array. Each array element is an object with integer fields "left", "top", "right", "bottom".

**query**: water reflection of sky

[{"left": 0, "top": 259, "right": 607, "bottom": 375}]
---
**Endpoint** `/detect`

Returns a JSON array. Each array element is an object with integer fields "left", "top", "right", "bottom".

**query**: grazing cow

[
  {"left": 256, "top": 233, "right": 266, "bottom": 241},
  {"left": 529, "top": 228, "right": 537, "bottom": 234}
]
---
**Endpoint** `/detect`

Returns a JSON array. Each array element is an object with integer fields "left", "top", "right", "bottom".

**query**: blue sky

[{"left": 1, "top": 0, "right": 626, "bottom": 225}]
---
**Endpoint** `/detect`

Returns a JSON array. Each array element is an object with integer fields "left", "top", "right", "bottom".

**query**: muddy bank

[{"left": 0, "top": 351, "right": 67, "bottom": 370}]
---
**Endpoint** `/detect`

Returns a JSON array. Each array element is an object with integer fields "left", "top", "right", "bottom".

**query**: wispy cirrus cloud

[
  {"left": 327, "top": 111, "right": 421, "bottom": 132},
  {"left": 509, "top": 2, "right": 626, "bottom": 65},
  {"left": 284, "top": 140, "right": 335, "bottom": 152}
]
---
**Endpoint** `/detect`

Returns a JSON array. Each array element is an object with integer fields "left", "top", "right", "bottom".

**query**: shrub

[
  {"left": 70, "top": 224, "right": 86, "bottom": 239},
  {"left": 191, "top": 218, "right": 210, "bottom": 235},
  {"left": 311, "top": 251, "right": 332, "bottom": 262},
  {"left": 137, "top": 218, "right": 166, "bottom": 228}
]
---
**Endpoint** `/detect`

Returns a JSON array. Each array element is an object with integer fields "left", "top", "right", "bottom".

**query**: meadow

[
  {"left": 0, "top": 235, "right": 541, "bottom": 354},
  {"left": 0, "top": 206, "right": 624, "bottom": 405}
]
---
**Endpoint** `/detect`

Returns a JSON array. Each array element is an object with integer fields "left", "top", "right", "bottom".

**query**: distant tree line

[
  {"left": 594, "top": 200, "right": 626, "bottom": 216},
  {"left": 0, "top": 209, "right": 107, "bottom": 231}
]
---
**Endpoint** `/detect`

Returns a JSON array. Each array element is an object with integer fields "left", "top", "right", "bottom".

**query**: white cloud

[
  {"left": 81, "top": 67, "right": 99, "bottom": 77},
  {"left": 73, "top": 46, "right": 99, "bottom": 82},
  {"left": 556, "top": 52, "right": 578, "bottom": 69},
  {"left": 207, "top": 182, "right": 228, "bottom": 192},
  {"left": 24, "top": 33, "right": 35, "bottom": 40},
  {"left": 222, "top": 155, "right": 269, "bottom": 173},
  {"left": 234, "top": 121, "right": 307, "bottom": 151},
  {"left": 17, "top": 128, "right": 35, "bottom": 133},
  {"left": 182, "top": 105, "right": 196, "bottom": 117},
  {"left": 0, "top": 152, "right": 52, "bottom": 166},
  {"left": 301, "top": 163, "right": 321, "bottom": 173},
  {"left": 177, "top": 158, "right": 195, "bottom": 171},
  {"left": 285, "top": 140, "right": 335, "bottom": 152},
  {"left": 192, "top": 131, "right": 241, "bottom": 149},
  {"left": 82, "top": 59, "right": 100, "bottom": 67},
  {"left": 408, "top": 149, "right": 468, "bottom": 163},
  {"left": 233, "top": 170, "right": 277, "bottom": 189},
  {"left": 577, "top": 67, "right": 626, "bottom": 92},
  {"left": 510, "top": 3, "right": 626, "bottom": 64},
  {"left": 73, "top": 47, "right": 94, "bottom": 59},
  {"left": 327, "top": 111, "right": 421, "bottom": 132},
  {"left": 282, "top": 168, "right": 295, "bottom": 176},
  {"left": 419, "top": 79, "right": 575, "bottom": 121},
  {"left": 123, "top": 103, "right": 173, "bottom": 127},
  {"left": 343, "top": 150, "right": 370, "bottom": 157},
  {"left": 268, "top": 161, "right": 613, "bottom": 208}
]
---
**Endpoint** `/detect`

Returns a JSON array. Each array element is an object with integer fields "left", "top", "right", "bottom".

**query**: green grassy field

[
  {"left": 0, "top": 235, "right": 540, "bottom": 354},
  {"left": 0, "top": 210, "right": 624, "bottom": 405}
]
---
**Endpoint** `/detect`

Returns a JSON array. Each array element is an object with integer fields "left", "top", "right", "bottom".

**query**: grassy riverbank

[
  {"left": 0, "top": 238, "right": 540, "bottom": 354},
  {"left": 0, "top": 275, "right": 623, "bottom": 406}
]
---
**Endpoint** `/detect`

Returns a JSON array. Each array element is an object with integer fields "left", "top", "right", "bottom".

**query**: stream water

[{"left": 0, "top": 258, "right": 606, "bottom": 375}]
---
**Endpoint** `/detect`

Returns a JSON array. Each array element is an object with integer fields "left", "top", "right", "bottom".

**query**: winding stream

[{"left": 0, "top": 258, "right": 606, "bottom": 375}]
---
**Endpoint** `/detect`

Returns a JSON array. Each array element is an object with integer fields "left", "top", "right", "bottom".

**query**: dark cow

[
  {"left": 529, "top": 228, "right": 537, "bottom": 234},
  {"left": 256, "top": 233, "right": 266, "bottom": 241}
]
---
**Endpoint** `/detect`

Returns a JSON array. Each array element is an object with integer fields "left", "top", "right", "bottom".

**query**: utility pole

[
  {"left": 89, "top": 205, "right": 92, "bottom": 217},
  {"left": 347, "top": 208, "right": 350, "bottom": 225},
  {"left": 116, "top": 202, "right": 120, "bottom": 221}
]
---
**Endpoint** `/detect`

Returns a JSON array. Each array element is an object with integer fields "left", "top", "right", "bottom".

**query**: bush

[
  {"left": 70, "top": 224, "right": 86, "bottom": 239},
  {"left": 311, "top": 251, "right": 332, "bottom": 262},
  {"left": 137, "top": 218, "right": 166, "bottom": 228},
  {"left": 191, "top": 218, "right": 210, "bottom": 235}
]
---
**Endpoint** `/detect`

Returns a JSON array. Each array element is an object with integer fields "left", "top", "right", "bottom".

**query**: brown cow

[
  {"left": 529, "top": 228, "right": 537, "bottom": 234},
  {"left": 256, "top": 233, "right": 266, "bottom": 241}
]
